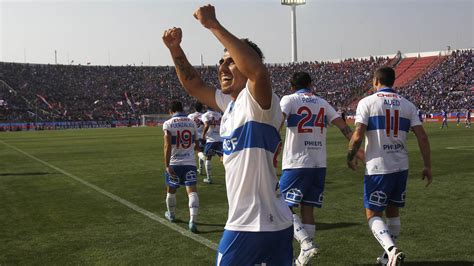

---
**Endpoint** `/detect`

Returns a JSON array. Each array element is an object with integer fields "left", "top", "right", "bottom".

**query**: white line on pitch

[{"left": 0, "top": 140, "right": 218, "bottom": 251}]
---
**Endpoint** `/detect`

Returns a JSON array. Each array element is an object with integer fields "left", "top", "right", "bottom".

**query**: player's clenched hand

[
  {"left": 422, "top": 167, "right": 432, "bottom": 187},
  {"left": 193, "top": 4, "right": 219, "bottom": 29},
  {"left": 162, "top": 27, "right": 182, "bottom": 49}
]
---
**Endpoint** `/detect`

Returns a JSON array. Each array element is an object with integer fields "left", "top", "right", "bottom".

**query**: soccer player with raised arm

[
  {"left": 163, "top": 100, "right": 200, "bottom": 233},
  {"left": 200, "top": 107, "right": 223, "bottom": 184},
  {"left": 347, "top": 67, "right": 432, "bottom": 266},
  {"left": 187, "top": 101, "right": 206, "bottom": 174},
  {"left": 279, "top": 72, "right": 363, "bottom": 265},
  {"left": 162, "top": 4, "right": 293, "bottom": 265}
]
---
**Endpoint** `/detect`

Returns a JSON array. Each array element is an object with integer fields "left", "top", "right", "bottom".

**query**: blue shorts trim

[
  {"left": 280, "top": 168, "right": 326, "bottom": 208},
  {"left": 216, "top": 226, "right": 293, "bottom": 266},
  {"left": 364, "top": 170, "right": 408, "bottom": 212},
  {"left": 165, "top": 165, "right": 197, "bottom": 188},
  {"left": 204, "top": 142, "right": 223, "bottom": 157}
]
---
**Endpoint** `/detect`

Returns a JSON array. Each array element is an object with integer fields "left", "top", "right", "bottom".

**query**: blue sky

[{"left": 1, "top": 0, "right": 472, "bottom": 66}]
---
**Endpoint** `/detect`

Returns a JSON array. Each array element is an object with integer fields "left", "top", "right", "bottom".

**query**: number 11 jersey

[
  {"left": 355, "top": 87, "right": 421, "bottom": 175},
  {"left": 280, "top": 89, "right": 339, "bottom": 170}
]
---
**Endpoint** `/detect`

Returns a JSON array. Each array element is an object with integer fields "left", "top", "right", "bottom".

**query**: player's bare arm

[
  {"left": 347, "top": 122, "right": 366, "bottom": 170},
  {"left": 202, "top": 122, "right": 210, "bottom": 140},
  {"left": 193, "top": 4, "right": 272, "bottom": 109},
  {"left": 412, "top": 125, "right": 433, "bottom": 187},
  {"left": 162, "top": 27, "right": 219, "bottom": 110},
  {"left": 280, "top": 113, "right": 287, "bottom": 133},
  {"left": 333, "top": 118, "right": 365, "bottom": 161},
  {"left": 163, "top": 130, "right": 176, "bottom": 177},
  {"left": 332, "top": 117, "right": 353, "bottom": 140}
]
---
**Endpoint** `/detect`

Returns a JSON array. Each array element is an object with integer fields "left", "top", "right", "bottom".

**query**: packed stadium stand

[
  {"left": 393, "top": 56, "right": 443, "bottom": 88},
  {"left": 398, "top": 49, "right": 472, "bottom": 113},
  {"left": 0, "top": 49, "right": 472, "bottom": 130}
]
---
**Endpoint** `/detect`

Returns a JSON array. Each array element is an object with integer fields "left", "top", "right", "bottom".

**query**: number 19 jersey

[
  {"left": 280, "top": 89, "right": 339, "bottom": 170},
  {"left": 163, "top": 114, "right": 198, "bottom": 166},
  {"left": 355, "top": 88, "right": 421, "bottom": 175}
]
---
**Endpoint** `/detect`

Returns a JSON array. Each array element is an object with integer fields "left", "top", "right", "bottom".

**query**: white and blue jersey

[
  {"left": 163, "top": 114, "right": 198, "bottom": 166},
  {"left": 201, "top": 110, "right": 223, "bottom": 156},
  {"left": 188, "top": 111, "right": 204, "bottom": 140},
  {"left": 355, "top": 87, "right": 421, "bottom": 175},
  {"left": 201, "top": 110, "right": 223, "bottom": 143},
  {"left": 355, "top": 87, "right": 421, "bottom": 211},
  {"left": 280, "top": 88, "right": 339, "bottom": 169},
  {"left": 215, "top": 86, "right": 293, "bottom": 232},
  {"left": 279, "top": 88, "right": 339, "bottom": 208},
  {"left": 215, "top": 85, "right": 293, "bottom": 265},
  {"left": 163, "top": 114, "right": 198, "bottom": 188}
]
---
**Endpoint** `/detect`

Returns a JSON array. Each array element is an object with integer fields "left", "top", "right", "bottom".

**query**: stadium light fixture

[{"left": 281, "top": 0, "right": 306, "bottom": 63}]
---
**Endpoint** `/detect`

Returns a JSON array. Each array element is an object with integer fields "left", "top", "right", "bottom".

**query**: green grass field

[{"left": 0, "top": 122, "right": 473, "bottom": 265}]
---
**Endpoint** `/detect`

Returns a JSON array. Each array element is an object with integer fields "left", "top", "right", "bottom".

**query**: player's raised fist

[
  {"left": 162, "top": 27, "right": 182, "bottom": 49},
  {"left": 193, "top": 4, "right": 219, "bottom": 29}
]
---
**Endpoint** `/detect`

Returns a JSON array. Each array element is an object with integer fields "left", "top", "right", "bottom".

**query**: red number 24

[{"left": 297, "top": 107, "right": 325, "bottom": 134}]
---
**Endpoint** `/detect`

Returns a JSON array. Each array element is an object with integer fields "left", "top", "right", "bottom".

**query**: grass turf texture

[{"left": 0, "top": 122, "right": 473, "bottom": 265}]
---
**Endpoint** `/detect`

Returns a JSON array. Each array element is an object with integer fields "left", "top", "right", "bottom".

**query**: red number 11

[{"left": 385, "top": 109, "right": 399, "bottom": 137}]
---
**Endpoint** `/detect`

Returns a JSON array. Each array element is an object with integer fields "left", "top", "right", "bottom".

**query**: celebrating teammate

[
  {"left": 347, "top": 67, "right": 432, "bottom": 265},
  {"left": 162, "top": 4, "right": 293, "bottom": 265},
  {"left": 187, "top": 102, "right": 206, "bottom": 174},
  {"left": 163, "top": 100, "right": 200, "bottom": 233},
  {"left": 200, "top": 107, "right": 223, "bottom": 184},
  {"left": 279, "top": 71, "right": 362, "bottom": 265}
]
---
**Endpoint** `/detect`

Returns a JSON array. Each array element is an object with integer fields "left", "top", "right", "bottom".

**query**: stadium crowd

[
  {"left": 399, "top": 49, "right": 473, "bottom": 113},
  {"left": 0, "top": 49, "right": 472, "bottom": 128}
]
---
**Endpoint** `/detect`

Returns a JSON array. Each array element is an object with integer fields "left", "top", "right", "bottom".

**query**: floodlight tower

[{"left": 281, "top": 0, "right": 306, "bottom": 63}]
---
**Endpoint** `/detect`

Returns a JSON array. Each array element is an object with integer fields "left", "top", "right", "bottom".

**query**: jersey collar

[
  {"left": 172, "top": 112, "right": 187, "bottom": 118},
  {"left": 295, "top": 88, "right": 311, "bottom": 94},
  {"left": 378, "top": 87, "right": 397, "bottom": 93}
]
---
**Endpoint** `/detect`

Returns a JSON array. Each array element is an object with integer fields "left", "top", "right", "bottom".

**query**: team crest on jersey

[
  {"left": 286, "top": 188, "right": 303, "bottom": 203},
  {"left": 222, "top": 137, "right": 238, "bottom": 155},
  {"left": 369, "top": 191, "right": 387, "bottom": 206},
  {"left": 185, "top": 171, "right": 197, "bottom": 182}
]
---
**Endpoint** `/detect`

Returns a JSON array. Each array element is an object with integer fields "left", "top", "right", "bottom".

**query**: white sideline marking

[
  {"left": 446, "top": 145, "right": 474, "bottom": 151},
  {"left": 0, "top": 140, "right": 218, "bottom": 251}
]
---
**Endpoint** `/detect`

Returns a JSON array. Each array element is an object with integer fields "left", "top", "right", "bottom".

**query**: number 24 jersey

[{"left": 280, "top": 89, "right": 339, "bottom": 170}]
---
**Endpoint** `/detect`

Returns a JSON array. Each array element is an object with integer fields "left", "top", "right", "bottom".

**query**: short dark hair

[
  {"left": 170, "top": 100, "right": 183, "bottom": 113},
  {"left": 290, "top": 72, "right": 312, "bottom": 89},
  {"left": 224, "top": 38, "right": 264, "bottom": 60},
  {"left": 194, "top": 102, "right": 204, "bottom": 112},
  {"left": 374, "top": 67, "right": 396, "bottom": 87}
]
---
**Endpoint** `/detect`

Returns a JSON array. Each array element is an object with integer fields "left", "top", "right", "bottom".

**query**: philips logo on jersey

[
  {"left": 383, "top": 143, "right": 405, "bottom": 151},
  {"left": 304, "top": 140, "right": 323, "bottom": 147}
]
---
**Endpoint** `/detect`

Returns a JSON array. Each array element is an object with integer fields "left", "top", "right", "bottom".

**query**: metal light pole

[{"left": 281, "top": 0, "right": 306, "bottom": 63}]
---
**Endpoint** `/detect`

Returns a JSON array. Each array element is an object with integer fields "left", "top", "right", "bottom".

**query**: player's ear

[{"left": 372, "top": 77, "right": 379, "bottom": 89}]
